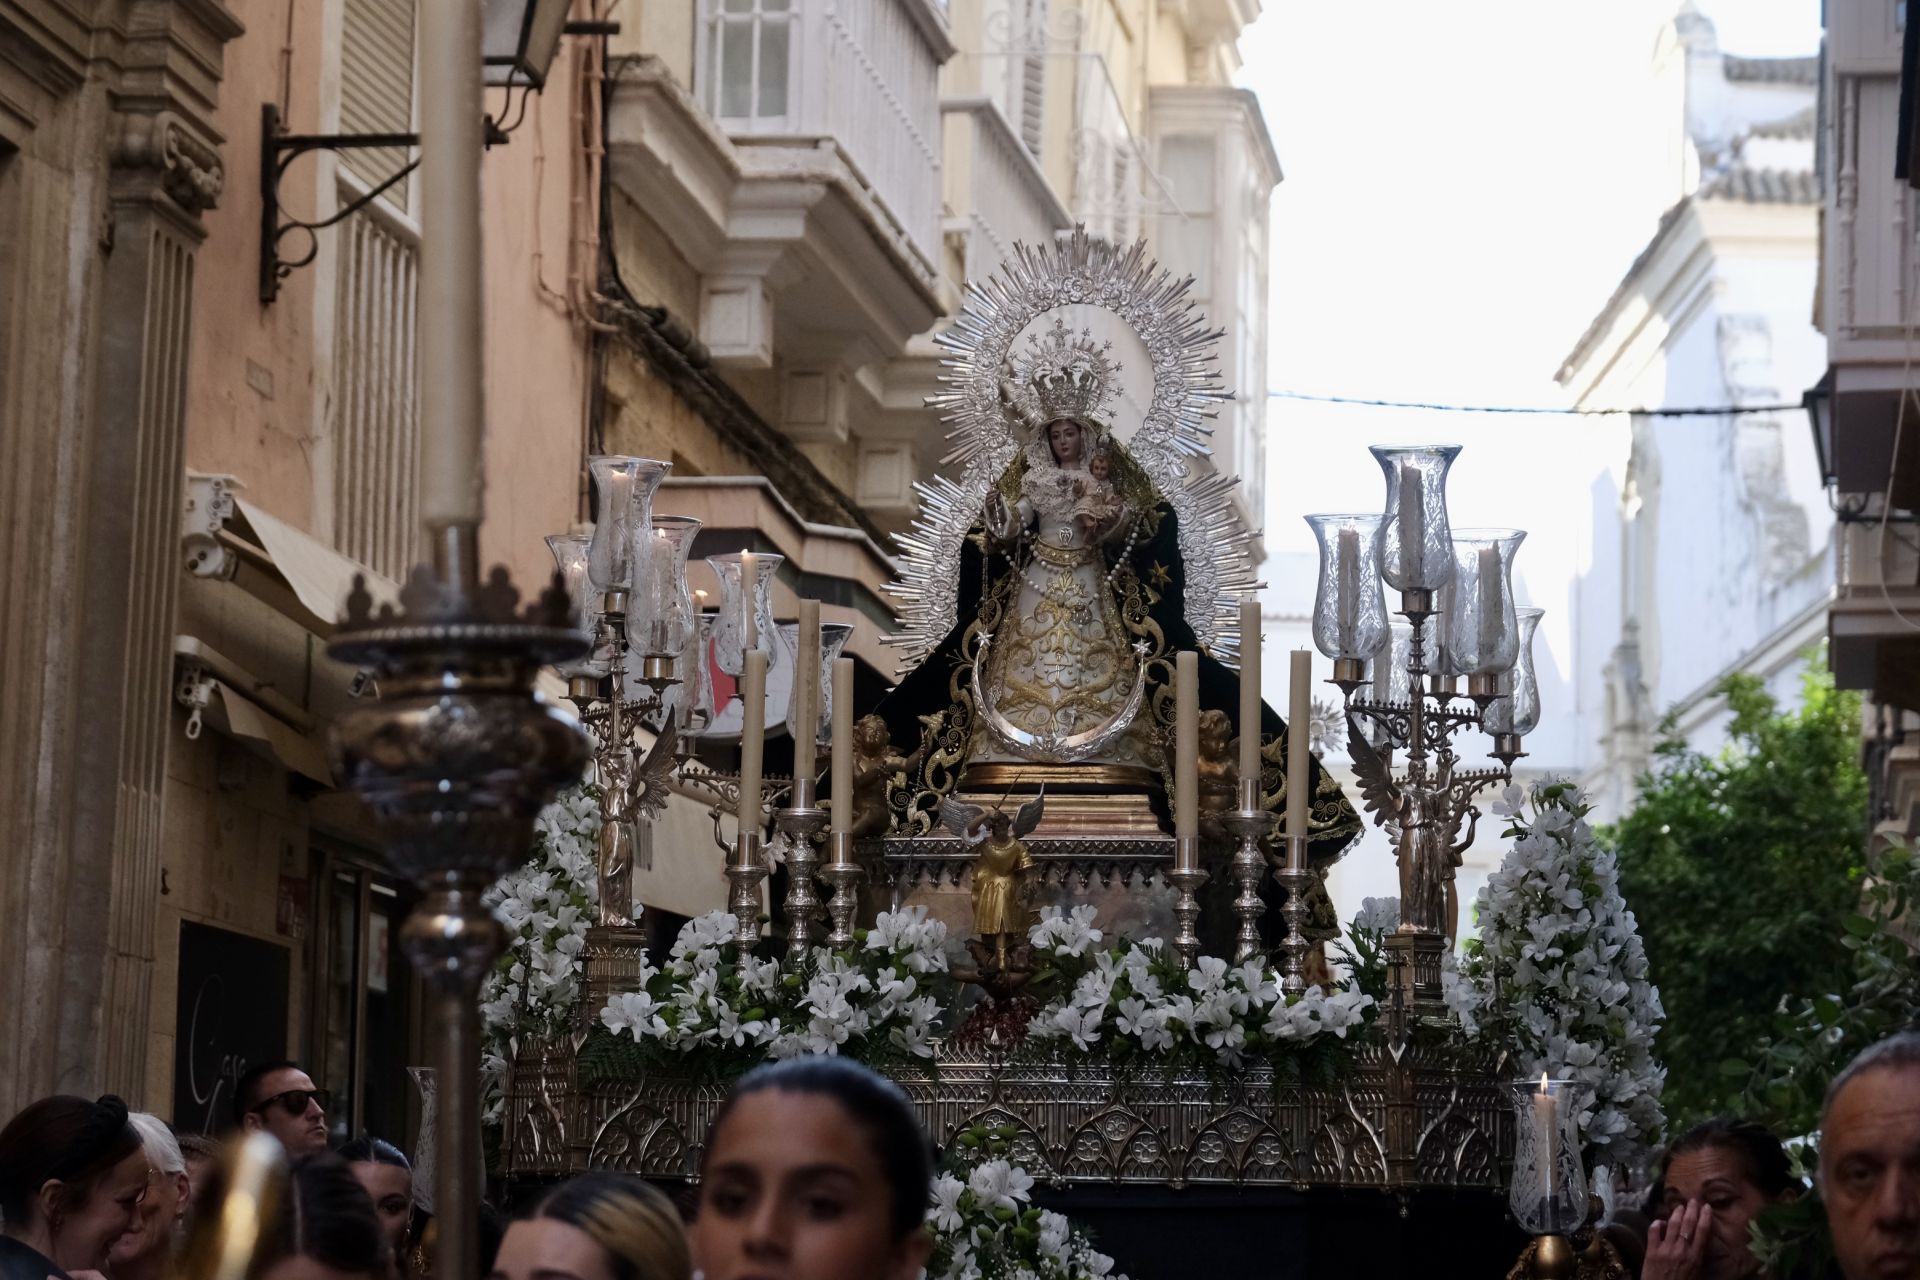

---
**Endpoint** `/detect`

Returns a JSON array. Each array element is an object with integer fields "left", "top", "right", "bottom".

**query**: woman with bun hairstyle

[
  {"left": 0, "top": 1095, "right": 149, "bottom": 1280},
  {"left": 491, "top": 1174, "right": 688, "bottom": 1280},
  {"left": 689, "top": 1057, "right": 932, "bottom": 1280}
]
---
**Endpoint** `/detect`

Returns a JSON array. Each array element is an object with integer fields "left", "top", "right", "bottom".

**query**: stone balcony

[{"left": 606, "top": 0, "right": 953, "bottom": 374}]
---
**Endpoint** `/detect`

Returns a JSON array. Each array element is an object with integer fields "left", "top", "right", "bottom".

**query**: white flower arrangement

[
  {"left": 1022, "top": 906, "right": 1376, "bottom": 1071},
  {"left": 927, "top": 1126, "right": 1128, "bottom": 1280},
  {"left": 479, "top": 782, "right": 602, "bottom": 1121},
  {"left": 1447, "top": 778, "right": 1668, "bottom": 1170},
  {"left": 596, "top": 907, "right": 951, "bottom": 1067}
]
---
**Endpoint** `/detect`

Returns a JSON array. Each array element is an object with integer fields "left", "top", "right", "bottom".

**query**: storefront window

[{"left": 311, "top": 850, "right": 418, "bottom": 1148}]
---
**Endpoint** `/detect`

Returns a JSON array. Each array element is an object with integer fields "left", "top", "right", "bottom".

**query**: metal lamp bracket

[
  {"left": 183, "top": 471, "right": 244, "bottom": 579},
  {"left": 259, "top": 103, "right": 423, "bottom": 305}
]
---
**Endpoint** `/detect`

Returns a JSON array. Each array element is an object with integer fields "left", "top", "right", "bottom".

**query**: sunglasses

[{"left": 249, "top": 1087, "right": 330, "bottom": 1118}]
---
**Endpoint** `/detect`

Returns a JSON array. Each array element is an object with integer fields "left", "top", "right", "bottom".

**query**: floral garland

[
  {"left": 928, "top": 1124, "right": 1127, "bottom": 1280},
  {"left": 1445, "top": 779, "right": 1667, "bottom": 1171},
  {"left": 596, "top": 908, "right": 950, "bottom": 1072},
  {"left": 479, "top": 781, "right": 602, "bottom": 1122},
  {"left": 1022, "top": 906, "right": 1376, "bottom": 1073}
]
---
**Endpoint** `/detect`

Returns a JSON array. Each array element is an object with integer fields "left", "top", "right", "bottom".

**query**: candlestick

[
  {"left": 1175, "top": 651, "right": 1198, "bottom": 846},
  {"left": 1397, "top": 462, "right": 1424, "bottom": 587},
  {"left": 415, "top": 0, "right": 486, "bottom": 535},
  {"left": 1477, "top": 544, "right": 1501, "bottom": 672},
  {"left": 1285, "top": 650, "right": 1311, "bottom": 840},
  {"left": 1531, "top": 1072, "right": 1557, "bottom": 1215},
  {"left": 737, "top": 650, "right": 767, "bottom": 843},
  {"left": 829, "top": 657, "right": 853, "bottom": 835},
  {"left": 1238, "top": 597, "right": 1262, "bottom": 787},
  {"left": 740, "top": 552, "right": 759, "bottom": 654},
  {"left": 1336, "top": 528, "right": 1360, "bottom": 652},
  {"left": 794, "top": 600, "right": 820, "bottom": 784}
]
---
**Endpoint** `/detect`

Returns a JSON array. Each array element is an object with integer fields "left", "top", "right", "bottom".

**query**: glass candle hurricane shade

[
  {"left": 1366, "top": 622, "right": 1415, "bottom": 748},
  {"left": 586, "top": 456, "right": 671, "bottom": 593},
  {"left": 1484, "top": 607, "right": 1545, "bottom": 736},
  {"left": 777, "top": 621, "right": 854, "bottom": 748},
  {"left": 1508, "top": 1077, "right": 1592, "bottom": 1236},
  {"left": 545, "top": 533, "right": 605, "bottom": 679},
  {"left": 1371, "top": 444, "right": 1462, "bottom": 593},
  {"left": 708, "top": 552, "right": 785, "bottom": 676},
  {"left": 1306, "top": 514, "right": 1390, "bottom": 663},
  {"left": 1442, "top": 528, "right": 1525, "bottom": 676},
  {"left": 635, "top": 516, "right": 701, "bottom": 660}
]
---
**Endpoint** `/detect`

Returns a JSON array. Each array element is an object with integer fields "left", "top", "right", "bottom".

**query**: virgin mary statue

[{"left": 867, "top": 235, "right": 1360, "bottom": 920}]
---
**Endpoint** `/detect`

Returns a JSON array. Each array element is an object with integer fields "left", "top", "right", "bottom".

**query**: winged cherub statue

[
  {"left": 596, "top": 719, "right": 679, "bottom": 928},
  {"left": 940, "top": 787, "right": 1047, "bottom": 972},
  {"left": 1346, "top": 719, "right": 1450, "bottom": 939}
]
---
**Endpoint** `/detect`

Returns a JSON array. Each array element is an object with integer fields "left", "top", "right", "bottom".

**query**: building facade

[
  {"left": 1556, "top": 7, "right": 1829, "bottom": 825},
  {"left": 0, "top": 0, "right": 1280, "bottom": 1134},
  {"left": 1813, "top": 0, "right": 1920, "bottom": 850}
]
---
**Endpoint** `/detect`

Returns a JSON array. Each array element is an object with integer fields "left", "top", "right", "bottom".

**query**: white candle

[
  {"left": 1336, "top": 528, "right": 1360, "bottom": 653},
  {"left": 829, "top": 657, "right": 854, "bottom": 836},
  {"left": 1238, "top": 596, "right": 1262, "bottom": 789},
  {"left": 1532, "top": 1073, "right": 1557, "bottom": 1212},
  {"left": 416, "top": 0, "right": 486, "bottom": 531},
  {"left": 740, "top": 552, "right": 759, "bottom": 654},
  {"left": 736, "top": 649, "right": 768, "bottom": 855},
  {"left": 1286, "top": 650, "right": 1311, "bottom": 843},
  {"left": 1477, "top": 545, "right": 1502, "bottom": 671},
  {"left": 1175, "top": 651, "right": 1198, "bottom": 847},
  {"left": 1397, "top": 462, "right": 1424, "bottom": 586},
  {"left": 794, "top": 599, "right": 820, "bottom": 788}
]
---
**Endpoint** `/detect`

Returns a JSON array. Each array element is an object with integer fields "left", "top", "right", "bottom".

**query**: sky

[{"left": 1235, "top": 0, "right": 1822, "bottom": 910}]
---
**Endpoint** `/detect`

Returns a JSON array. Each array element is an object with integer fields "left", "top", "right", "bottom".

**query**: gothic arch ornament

[{"left": 887, "top": 229, "right": 1260, "bottom": 668}]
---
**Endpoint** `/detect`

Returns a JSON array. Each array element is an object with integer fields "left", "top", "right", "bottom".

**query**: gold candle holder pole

[
  {"left": 821, "top": 831, "right": 862, "bottom": 948},
  {"left": 1222, "top": 777, "right": 1276, "bottom": 963},
  {"left": 1273, "top": 833, "right": 1315, "bottom": 995},
  {"left": 1169, "top": 835, "right": 1206, "bottom": 967},
  {"left": 775, "top": 777, "right": 830, "bottom": 952},
  {"left": 727, "top": 830, "right": 767, "bottom": 950}
]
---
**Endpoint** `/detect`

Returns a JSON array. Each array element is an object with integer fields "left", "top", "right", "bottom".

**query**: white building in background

[{"left": 1556, "top": 4, "right": 1829, "bottom": 825}]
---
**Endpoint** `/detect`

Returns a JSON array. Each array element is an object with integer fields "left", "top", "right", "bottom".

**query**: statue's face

[{"left": 1047, "top": 419, "right": 1083, "bottom": 465}]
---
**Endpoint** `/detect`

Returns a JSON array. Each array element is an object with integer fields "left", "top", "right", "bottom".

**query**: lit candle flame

[{"left": 1539, "top": 1071, "right": 1550, "bottom": 1091}]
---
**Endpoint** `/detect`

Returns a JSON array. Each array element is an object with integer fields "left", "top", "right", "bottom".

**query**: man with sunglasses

[{"left": 232, "top": 1061, "right": 330, "bottom": 1154}]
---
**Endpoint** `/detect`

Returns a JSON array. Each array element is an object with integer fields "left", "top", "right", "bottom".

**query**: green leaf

[
  {"left": 1843, "top": 914, "right": 1877, "bottom": 939},
  {"left": 1718, "top": 1058, "right": 1751, "bottom": 1078}
]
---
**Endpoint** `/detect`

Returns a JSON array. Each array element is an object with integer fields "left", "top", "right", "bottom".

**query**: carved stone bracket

[{"left": 112, "top": 110, "right": 226, "bottom": 216}]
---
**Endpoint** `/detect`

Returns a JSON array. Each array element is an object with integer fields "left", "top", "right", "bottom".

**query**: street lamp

[
  {"left": 483, "top": 0, "right": 575, "bottom": 88},
  {"left": 1804, "top": 369, "right": 1836, "bottom": 488}
]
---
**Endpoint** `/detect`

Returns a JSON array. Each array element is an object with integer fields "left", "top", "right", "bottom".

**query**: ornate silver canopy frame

[{"left": 889, "top": 230, "right": 1261, "bottom": 666}]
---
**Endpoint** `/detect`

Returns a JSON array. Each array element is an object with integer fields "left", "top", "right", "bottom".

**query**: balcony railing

[
  {"left": 941, "top": 97, "right": 1070, "bottom": 282},
  {"left": 697, "top": 0, "right": 949, "bottom": 270}
]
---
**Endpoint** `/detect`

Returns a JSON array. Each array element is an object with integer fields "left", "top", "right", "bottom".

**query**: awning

[
  {"left": 233, "top": 497, "right": 400, "bottom": 633},
  {"left": 205, "top": 679, "right": 334, "bottom": 785}
]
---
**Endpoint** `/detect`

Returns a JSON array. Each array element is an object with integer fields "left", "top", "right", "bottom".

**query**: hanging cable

[{"left": 1265, "top": 389, "right": 1807, "bottom": 417}]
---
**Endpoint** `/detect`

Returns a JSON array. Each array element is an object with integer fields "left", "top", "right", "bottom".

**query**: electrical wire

[{"left": 1265, "top": 389, "right": 1807, "bottom": 418}]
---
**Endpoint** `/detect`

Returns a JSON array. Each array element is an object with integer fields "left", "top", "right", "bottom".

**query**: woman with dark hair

[
  {"left": 255, "top": 1154, "right": 389, "bottom": 1280},
  {"left": 1645, "top": 1117, "right": 1801, "bottom": 1280},
  {"left": 689, "top": 1057, "right": 932, "bottom": 1280},
  {"left": 490, "top": 1174, "right": 687, "bottom": 1280},
  {"left": 0, "top": 1095, "right": 149, "bottom": 1280},
  {"left": 337, "top": 1139, "right": 414, "bottom": 1280}
]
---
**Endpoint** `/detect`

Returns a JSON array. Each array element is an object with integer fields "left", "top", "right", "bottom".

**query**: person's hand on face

[
  {"left": 243, "top": 1069, "right": 330, "bottom": 1154},
  {"left": 1644, "top": 1200, "right": 1714, "bottom": 1280},
  {"left": 691, "top": 1091, "right": 931, "bottom": 1280},
  {"left": 1823, "top": 1067, "right": 1920, "bottom": 1280},
  {"left": 1657, "top": 1147, "right": 1778, "bottom": 1280}
]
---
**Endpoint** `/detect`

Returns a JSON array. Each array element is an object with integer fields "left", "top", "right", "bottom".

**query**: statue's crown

[{"left": 1016, "top": 318, "right": 1119, "bottom": 424}]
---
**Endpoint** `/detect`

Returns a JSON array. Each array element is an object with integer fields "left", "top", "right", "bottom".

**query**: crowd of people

[{"left": 0, "top": 1033, "right": 1915, "bottom": 1280}]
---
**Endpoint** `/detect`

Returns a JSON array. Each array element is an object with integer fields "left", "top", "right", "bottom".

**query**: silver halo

[{"left": 888, "top": 229, "right": 1260, "bottom": 668}]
